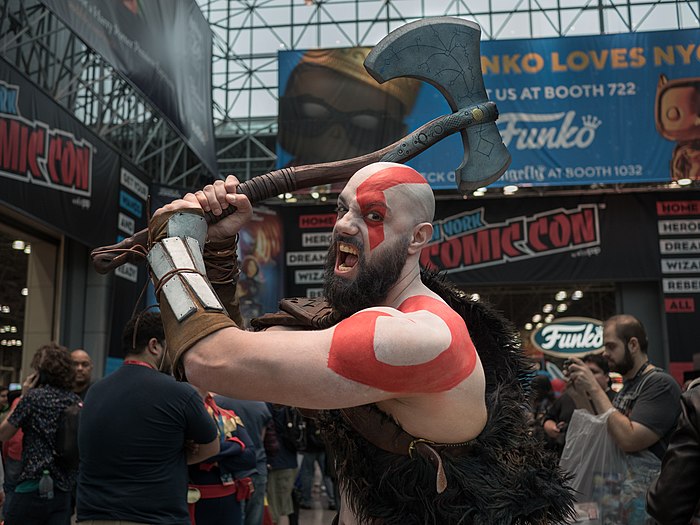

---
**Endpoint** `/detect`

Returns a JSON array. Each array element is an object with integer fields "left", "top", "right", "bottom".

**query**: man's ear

[
  {"left": 408, "top": 222, "right": 433, "bottom": 255},
  {"left": 147, "top": 337, "right": 160, "bottom": 356},
  {"left": 627, "top": 336, "right": 640, "bottom": 355}
]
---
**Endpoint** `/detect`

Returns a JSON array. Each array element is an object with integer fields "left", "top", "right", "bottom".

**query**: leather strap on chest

[
  {"left": 250, "top": 297, "right": 342, "bottom": 331},
  {"left": 339, "top": 405, "right": 476, "bottom": 494}
]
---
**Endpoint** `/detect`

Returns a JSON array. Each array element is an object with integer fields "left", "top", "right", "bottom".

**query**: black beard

[
  {"left": 323, "top": 234, "right": 409, "bottom": 317},
  {"left": 609, "top": 346, "right": 635, "bottom": 376}
]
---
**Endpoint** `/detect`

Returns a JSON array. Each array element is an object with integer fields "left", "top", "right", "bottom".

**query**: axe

[{"left": 91, "top": 17, "right": 510, "bottom": 274}]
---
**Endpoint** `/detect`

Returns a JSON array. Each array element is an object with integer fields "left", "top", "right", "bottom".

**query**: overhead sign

[
  {"left": 278, "top": 28, "right": 700, "bottom": 189},
  {"left": 40, "top": 0, "right": 217, "bottom": 175},
  {"left": 530, "top": 317, "right": 604, "bottom": 358},
  {"left": 0, "top": 59, "right": 119, "bottom": 247}
]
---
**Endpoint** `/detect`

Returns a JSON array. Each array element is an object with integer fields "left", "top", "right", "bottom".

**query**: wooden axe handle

[
  {"left": 90, "top": 141, "right": 392, "bottom": 274},
  {"left": 90, "top": 102, "right": 496, "bottom": 274}
]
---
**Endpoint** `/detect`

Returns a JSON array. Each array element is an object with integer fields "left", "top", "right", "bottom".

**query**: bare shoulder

[{"left": 377, "top": 294, "right": 467, "bottom": 341}]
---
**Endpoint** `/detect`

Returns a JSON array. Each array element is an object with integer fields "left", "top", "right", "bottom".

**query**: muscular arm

[
  {"left": 184, "top": 301, "right": 476, "bottom": 410},
  {"left": 185, "top": 322, "right": 395, "bottom": 409}
]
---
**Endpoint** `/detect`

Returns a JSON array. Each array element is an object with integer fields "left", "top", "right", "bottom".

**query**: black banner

[
  {"left": 279, "top": 194, "right": 663, "bottom": 298},
  {"left": 279, "top": 206, "right": 335, "bottom": 299},
  {"left": 0, "top": 58, "right": 119, "bottom": 247},
  {"left": 40, "top": 0, "right": 217, "bottom": 175},
  {"left": 424, "top": 193, "right": 661, "bottom": 283}
]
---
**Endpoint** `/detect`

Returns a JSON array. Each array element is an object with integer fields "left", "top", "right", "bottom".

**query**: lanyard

[{"left": 123, "top": 359, "right": 155, "bottom": 369}]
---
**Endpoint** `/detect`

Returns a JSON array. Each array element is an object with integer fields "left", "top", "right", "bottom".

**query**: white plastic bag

[
  {"left": 560, "top": 408, "right": 660, "bottom": 525},
  {"left": 560, "top": 408, "right": 625, "bottom": 502}
]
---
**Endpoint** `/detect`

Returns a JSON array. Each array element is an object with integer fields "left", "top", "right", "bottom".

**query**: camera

[{"left": 563, "top": 359, "right": 573, "bottom": 374}]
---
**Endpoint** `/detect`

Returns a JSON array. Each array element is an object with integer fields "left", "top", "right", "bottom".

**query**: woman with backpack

[{"left": 0, "top": 342, "right": 81, "bottom": 525}]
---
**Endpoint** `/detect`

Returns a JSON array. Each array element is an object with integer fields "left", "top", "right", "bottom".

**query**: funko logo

[
  {"left": 499, "top": 111, "right": 600, "bottom": 151},
  {"left": 581, "top": 115, "right": 602, "bottom": 130}
]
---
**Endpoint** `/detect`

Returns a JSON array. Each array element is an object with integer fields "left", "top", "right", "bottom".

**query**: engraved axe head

[{"left": 364, "top": 17, "right": 511, "bottom": 194}]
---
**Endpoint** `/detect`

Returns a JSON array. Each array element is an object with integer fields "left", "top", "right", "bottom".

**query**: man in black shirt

[
  {"left": 565, "top": 314, "right": 681, "bottom": 522},
  {"left": 568, "top": 315, "right": 681, "bottom": 460},
  {"left": 76, "top": 312, "right": 219, "bottom": 525}
]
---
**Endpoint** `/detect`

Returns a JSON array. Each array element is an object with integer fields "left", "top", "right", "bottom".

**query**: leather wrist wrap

[
  {"left": 148, "top": 209, "right": 237, "bottom": 380},
  {"left": 204, "top": 236, "right": 244, "bottom": 327}
]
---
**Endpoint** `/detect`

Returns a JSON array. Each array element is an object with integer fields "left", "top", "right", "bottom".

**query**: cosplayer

[{"left": 146, "top": 162, "right": 574, "bottom": 524}]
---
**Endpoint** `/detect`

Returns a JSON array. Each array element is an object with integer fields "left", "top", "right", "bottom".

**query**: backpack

[
  {"left": 54, "top": 399, "right": 82, "bottom": 470},
  {"left": 280, "top": 406, "right": 307, "bottom": 452}
]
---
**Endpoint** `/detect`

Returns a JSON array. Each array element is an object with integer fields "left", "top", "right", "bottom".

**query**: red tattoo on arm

[{"left": 327, "top": 296, "right": 476, "bottom": 393}]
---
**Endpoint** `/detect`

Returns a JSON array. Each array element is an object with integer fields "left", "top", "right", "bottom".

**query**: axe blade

[{"left": 365, "top": 17, "right": 511, "bottom": 193}]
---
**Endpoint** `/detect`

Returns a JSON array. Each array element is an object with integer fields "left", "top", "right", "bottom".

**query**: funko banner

[{"left": 277, "top": 29, "right": 699, "bottom": 189}]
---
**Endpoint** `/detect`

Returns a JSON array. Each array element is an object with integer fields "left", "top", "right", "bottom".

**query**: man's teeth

[
  {"left": 337, "top": 242, "right": 358, "bottom": 272},
  {"left": 339, "top": 243, "right": 358, "bottom": 256}
]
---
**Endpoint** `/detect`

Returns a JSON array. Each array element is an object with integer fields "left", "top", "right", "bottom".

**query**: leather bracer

[
  {"left": 147, "top": 209, "right": 237, "bottom": 380},
  {"left": 204, "top": 237, "right": 244, "bottom": 327}
]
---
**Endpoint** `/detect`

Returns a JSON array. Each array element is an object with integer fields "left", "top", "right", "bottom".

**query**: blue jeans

[
  {"left": 299, "top": 451, "right": 335, "bottom": 506},
  {"left": 241, "top": 472, "right": 267, "bottom": 525},
  {"left": 4, "top": 487, "right": 72, "bottom": 525}
]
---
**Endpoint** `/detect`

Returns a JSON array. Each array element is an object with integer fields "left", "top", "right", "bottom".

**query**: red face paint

[
  {"left": 327, "top": 296, "right": 477, "bottom": 393},
  {"left": 355, "top": 166, "right": 427, "bottom": 250}
]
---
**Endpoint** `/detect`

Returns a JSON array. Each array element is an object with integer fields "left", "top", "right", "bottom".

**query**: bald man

[
  {"left": 71, "top": 349, "right": 93, "bottom": 400},
  {"left": 148, "top": 162, "right": 573, "bottom": 524}
]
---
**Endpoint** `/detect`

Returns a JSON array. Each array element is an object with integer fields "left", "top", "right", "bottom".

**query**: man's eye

[
  {"left": 366, "top": 211, "right": 383, "bottom": 222},
  {"left": 335, "top": 206, "right": 347, "bottom": 217}
]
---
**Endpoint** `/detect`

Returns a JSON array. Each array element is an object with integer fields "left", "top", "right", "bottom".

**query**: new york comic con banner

[
  {"left": 280, "top": 193, "right": 663, "bottom": 300},
  {"left": 0, "top": 58, "right": 120, "bottom": 247},
  {"left": 277, "top": 28, "right": 700, "bottom": 189},
  {"left": 40, "top": 0, "right": 217, "bottom": 175}
]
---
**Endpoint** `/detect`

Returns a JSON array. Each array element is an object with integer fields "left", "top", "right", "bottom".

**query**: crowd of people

[
  {"left": 0, "top": 316, "right": 333, "bottom": 525},
  {"left": 0, "top": 162, "right": 698, "bottom": 525}
]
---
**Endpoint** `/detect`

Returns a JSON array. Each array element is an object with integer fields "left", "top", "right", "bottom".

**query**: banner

[
  {"left": 0, "top": 58, "right": 119, "bottom": 247},
  {"left": 424, "top": 193, "right": 662, "bottom": 283},
  {"left": 40, "top": 0, "right": 217, "bottom": 175},
  {"left": 279, "top": 193, "right": 665, "bottom": 297},
  {"left": 278, "top": 207, "right": 335, "bottom": 299},
  {"left": 277, "top": 28, "right": 700, "bottom": 189}
]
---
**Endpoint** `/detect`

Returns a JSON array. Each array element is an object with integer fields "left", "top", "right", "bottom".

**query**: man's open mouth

[{"left": 337, "top": 242, "right": 360, "bottom": 272}]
